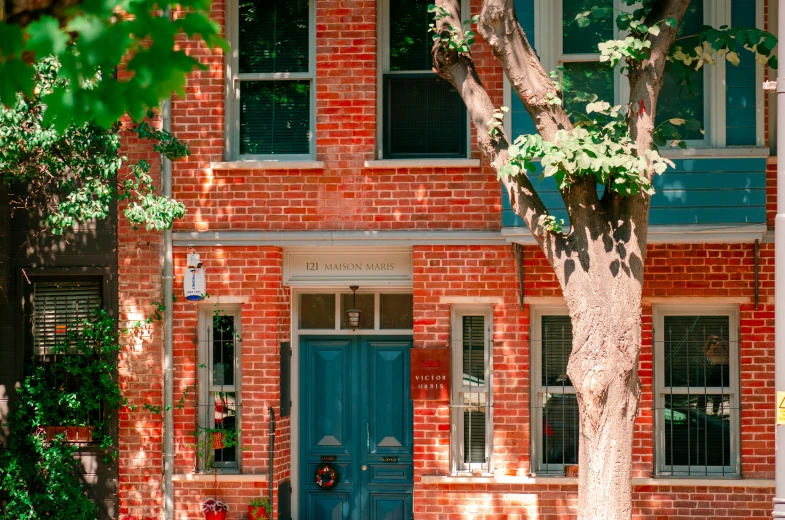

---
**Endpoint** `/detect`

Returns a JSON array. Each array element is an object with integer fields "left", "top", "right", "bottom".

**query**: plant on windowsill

[
  {"left": 248, "top": 497, "right": 273, "bottom": 520},
  {"left": 193, "top": 426, "right": 241, "bottom": 472},
  {"left": 201, "top": 498, "right": 229, "bottom": 520}
]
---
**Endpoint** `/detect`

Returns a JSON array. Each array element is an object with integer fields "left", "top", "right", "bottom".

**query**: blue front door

[{"left": 300, "top": 336, "right": 413, "bottom": 520}]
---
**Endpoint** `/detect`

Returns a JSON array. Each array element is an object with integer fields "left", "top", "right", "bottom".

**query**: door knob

[{"left": 362, "top": 465, "right": 367, "bottom": 471}]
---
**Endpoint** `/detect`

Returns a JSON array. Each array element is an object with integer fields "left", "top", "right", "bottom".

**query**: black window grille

[
  {"left": 534, "top": 314, "right": 579, "bottom": 475},
  {"left": 451, "top": 314, "right": 491, "bottom": 473},
  {"left": 199, "top": 313, "right": 241, "bottom": 471},
  {"left": 657, "top": 315, "right": 737, "bottom": 476}
]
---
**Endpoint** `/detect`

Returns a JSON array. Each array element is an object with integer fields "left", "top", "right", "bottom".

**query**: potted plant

[
  {"left": 248, "top": 497, "right": 272, "bottom": 520},
  {"left": 201, "top": 498, "right": 229, "bottom": 520}
]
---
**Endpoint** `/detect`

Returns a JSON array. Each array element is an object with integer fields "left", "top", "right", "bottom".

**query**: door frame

[{"left": 290, "top": 286, "right": 414, "bottom": 519}]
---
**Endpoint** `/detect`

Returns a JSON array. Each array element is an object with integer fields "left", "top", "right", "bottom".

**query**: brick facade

[{"left": 115, "top": 0, "right": 777, "bottom": 518}]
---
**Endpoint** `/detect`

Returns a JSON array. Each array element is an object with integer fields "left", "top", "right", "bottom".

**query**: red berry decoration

[{"left": 315, "top": 464, "right": 339, "bottom": 490}]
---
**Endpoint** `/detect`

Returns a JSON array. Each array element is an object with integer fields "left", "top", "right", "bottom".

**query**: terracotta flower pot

[
  {"left": 204, "top": 511, "right": 227, "bottom": 520},
  {"left": 248, "top": 505, "right": 270, "bottom": 520}
]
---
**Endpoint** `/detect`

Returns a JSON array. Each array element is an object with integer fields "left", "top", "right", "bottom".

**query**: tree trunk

[{"left": 568, "top": 309, "right": 641, "bottom": 520}]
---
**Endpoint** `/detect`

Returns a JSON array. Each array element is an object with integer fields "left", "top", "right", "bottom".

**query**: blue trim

[
  {"left": 511, "top": 0, "right": 537, "bottom": 138},
  {"left": 501, "top": 157, "right": 767, "bottom": 227}
]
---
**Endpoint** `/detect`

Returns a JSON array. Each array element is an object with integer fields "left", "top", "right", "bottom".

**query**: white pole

[{"left": 774, "top": 0, "right": 785, "bottom": 517}]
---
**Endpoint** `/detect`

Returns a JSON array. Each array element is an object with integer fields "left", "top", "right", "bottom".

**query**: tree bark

[{"left": 3, "top": 0, "right": 80, "bottom": 26}]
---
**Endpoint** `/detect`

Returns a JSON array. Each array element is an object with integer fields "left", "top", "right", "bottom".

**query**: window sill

[
  {"left": 172, "top": 473, "right": 267, "bottom": 482},
  {"left": 364, "top": 159, "right": 481, "bottom": 169},
  {"left": 211, "top": 160, "right": 325, "bottom": 170},
  {"left": 659, "top": 147, "right": 769, "bottom": 159},
  {"left": 420, "top": 475, "right": 772, "bottom": 487}
]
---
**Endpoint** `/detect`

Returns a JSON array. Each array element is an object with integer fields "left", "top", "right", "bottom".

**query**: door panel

[{"left": 301, "top": 337, "right": 413, "bottom": 520}]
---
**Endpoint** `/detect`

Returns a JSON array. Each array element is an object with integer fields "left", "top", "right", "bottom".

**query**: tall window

[
  {"left": 557, "top": 0, "right": 616, "bottom": 116},
  {"left": 381, "top": 0, "right": 467, "bottom": 158},
  {"left": 31, "top": 280, "right": 104, "bottom": 443},
  {"left": 656, "top": 0, "right": 707, "bottom": 144},
  {"left": 531, "top": 309, "right": 578, "bottom": 475},
  {"left": 654, "top": 306, "right": 739, "bottom": 476},
  {"left": 198, "top": 308, "right": 242, "bottom": 471},
  {"left": 450, "top": 307, "right": 492, "bottom": 474},
  {"left": 227, "top": 0, "right": 314, "bottom": 159}
]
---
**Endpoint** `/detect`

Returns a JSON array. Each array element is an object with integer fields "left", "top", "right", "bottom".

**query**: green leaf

[
  {"left": 648, "top": 25, "right": 660, "bottom": 37},
  {"left": 664, "top": 17, "right": 678, "bottom": 28},
  {"left": 24, "top": 16, "right": 69, "bottom": 57}
]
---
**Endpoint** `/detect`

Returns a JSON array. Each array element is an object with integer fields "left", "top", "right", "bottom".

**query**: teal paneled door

[{"left": 300, "top": 337, "right": 413, "bottom": 520}]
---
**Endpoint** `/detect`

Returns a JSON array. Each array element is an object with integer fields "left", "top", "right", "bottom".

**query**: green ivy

[{"left": 0, "top": 310, "right": 125, "bottom": 520}]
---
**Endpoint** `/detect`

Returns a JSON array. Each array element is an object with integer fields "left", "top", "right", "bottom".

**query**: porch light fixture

[{"left": 346, "top": 285, "right": 361, "bottom": 331}]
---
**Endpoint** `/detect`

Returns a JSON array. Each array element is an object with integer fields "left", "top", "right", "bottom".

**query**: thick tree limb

[
  {"left": 431, "top": 0, "right": 567, "bottom": 268},
  {"left": 477, "top": 0, "right": 573, "bottom": 142},
  {"left": 627, "top": 0, "right": 691, "bottom": 162}
]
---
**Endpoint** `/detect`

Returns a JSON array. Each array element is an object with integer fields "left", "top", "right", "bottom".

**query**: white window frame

[
  {"left": 198, "top": 305, "right": 243, "bottom": 472},
  {"left": 376, "top": 0, "right": 472, "bottom": 160},
  {"left": 449, "top": 305, "right": 493, "bottom": 474},
  {"left": 530, "top": 306, "right": 577, "bottom": 476},
  {"left": 521, "top": 0, "right": 767, "bottom": 150},
  {"left": 224, "top": 0, "right": 316, "bottom": 161},
  {"left": 653, "top": 304, "right": 740, "bottom": 477}
]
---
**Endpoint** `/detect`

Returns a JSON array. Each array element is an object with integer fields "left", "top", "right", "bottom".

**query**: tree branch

[
  {"left": 3, "top": 0, "right": 80, "bottom": 26},
  {"left": 627, "top": 0, "right": 691, "bottom": 159},
  {"left": 477, "top": 0, "right": 573, "bottom": 141},
  {"left": 431, "top": 0, "right": 567, "bottom": 265}
]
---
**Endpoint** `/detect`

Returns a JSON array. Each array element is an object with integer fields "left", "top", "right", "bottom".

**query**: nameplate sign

[
  {"left": 284, "top": 249, "right": 412, "bottom": 286},
  {"left": 410, "top": 348, "right": 450, "bottom": 401}
]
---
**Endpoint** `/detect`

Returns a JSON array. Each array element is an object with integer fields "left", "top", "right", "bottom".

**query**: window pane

[
  {"left": 240, "top": 81, "right": 311, "bottom": 155},
  {"left": 384, "top": 75, "right": 467, "bottom": 158},
  {"left": 663, "top": 315, "right": 731, "bottom": 388},
  {"left": 562, "top": 0, "right": 613, "bottom": 54},
  {"left": 239, "top": 0, "right": 309, "bottom": 74},
  {"left": 212, "top": 315, "right": 236, "bottom": 386},
  {"left": 380, "top": 293, "right": 413, "bottom": 329},
  {"left": 541, "top": 315, "right": 572, "bottom": 387},
  {"left": 340, "top": 293, "right": 375, "bottom": 330},
  {"left": 462, "top": 316, "right": 485, "bottom": 387},
  {"left": 212, "top": 391, "right": 238, "bottom": 466},
  {"left": 33, "top": 281, "right": 102, "bottom": 356},
  {"left": 563, "top": 62, "right": 615, "bottom": 116},
  {"left": 462, "top": 393, "right": 487, "bottom": 464},
  {"left": 389, "top": 0, "right": 434, "bottom": 71},
  {"left": 542, "top": 393, "right": 579, "bottom": 466},
  {"left": 299, "top": 294, "right": 335, "bottom": 329},
  {"left": 657, "top": 1, "right": 705, "bottom": 140},
  {"left": 663, "top": 394, "right": 731, "bottom": 470}
]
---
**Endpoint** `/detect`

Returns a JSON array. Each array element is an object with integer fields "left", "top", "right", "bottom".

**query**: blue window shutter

[{"left": 511, "top": 0, "right": 536, "bottom": 138}]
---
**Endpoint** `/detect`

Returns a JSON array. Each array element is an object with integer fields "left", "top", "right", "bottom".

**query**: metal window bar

[
  {"left": 450, "top": 315, "right": 492, "bottom": 474},
  {"left": 534, "top": 316, "right": 578, "bottom": 476},
  {"left": 659, "top": 316, "right": 736, "bottom": 476},
  {"left": 30, "top": 282, "right": 103, "bottom": 445},
  {"left": 198, "top": 314, "right": 240, "bottom": 471}
]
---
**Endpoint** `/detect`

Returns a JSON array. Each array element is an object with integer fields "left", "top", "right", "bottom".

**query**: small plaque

[{"left": 410, "top": 348, "right": 450, "bottom": 401}]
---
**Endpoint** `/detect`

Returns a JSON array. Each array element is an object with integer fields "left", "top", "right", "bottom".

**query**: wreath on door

[{"left": 315, "top": 464, "right": 339, "bottom": 490}]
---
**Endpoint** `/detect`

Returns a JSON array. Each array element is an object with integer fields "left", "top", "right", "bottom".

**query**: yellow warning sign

[{"left": 777, "top": 391, "right": 785, "bottom": 425}]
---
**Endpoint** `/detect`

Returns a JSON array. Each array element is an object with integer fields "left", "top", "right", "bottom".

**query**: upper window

[
  {"left": 380, "top": 0, "right": 468, "bottom": 158},
  {"left": 530, "top": 308, "right": 577, "bottom": 476},
  {"left": 227, "top": 0, "right": 315, "bottom": 159},
  {"left": 523, "top": 0, "right": 761, "bottom": 148},
  {"left": 654, "top": 306, "right": 739, "bottom": 476},
  {"left": 450, "top": 307, "right": 493, "bottom": 474},
  {"left": 198, "top": 308, "right": 242, "bottom": 471}
]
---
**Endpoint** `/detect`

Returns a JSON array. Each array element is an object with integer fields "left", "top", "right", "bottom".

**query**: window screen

[
  {"left": 536, "top": 314, "right": 579, "bottom": 474},
  {"left": 660, "top": 314, "right": 735, "bottom": 475}
]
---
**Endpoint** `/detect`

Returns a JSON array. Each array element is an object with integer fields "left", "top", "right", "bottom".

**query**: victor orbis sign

[
  {"left": 284, "top": 248, "right": 412, "bottom": 286},
  {"left": 410, "top": 348, "right": 450, "bottom": 401}
]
